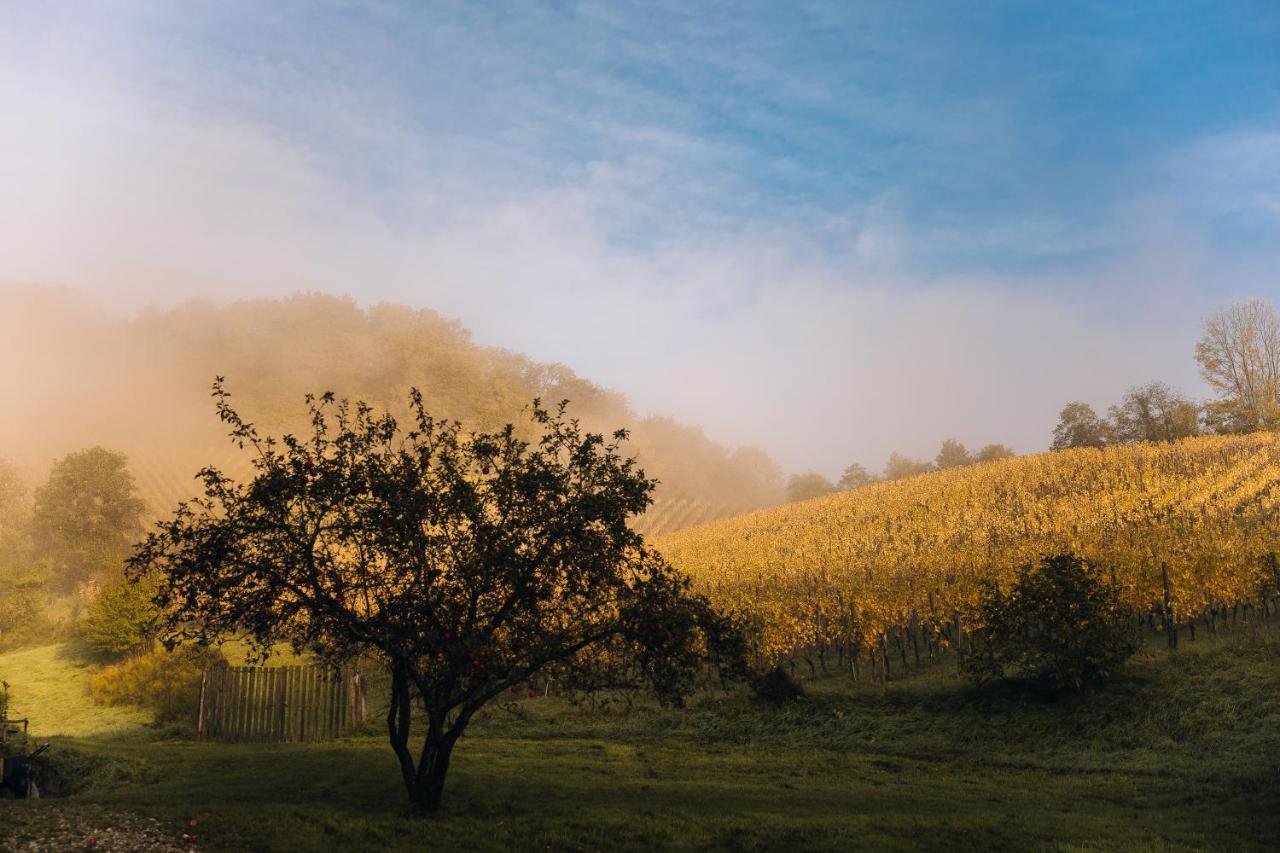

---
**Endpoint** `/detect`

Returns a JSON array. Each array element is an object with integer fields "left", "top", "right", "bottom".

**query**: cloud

[{"left": 0, "top": 1, "right": 1274, "bottom": 478}]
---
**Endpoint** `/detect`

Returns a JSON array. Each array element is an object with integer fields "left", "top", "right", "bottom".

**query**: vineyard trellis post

[{"left": 1160, "top": 562, "right": 1178, "bottom": 650}]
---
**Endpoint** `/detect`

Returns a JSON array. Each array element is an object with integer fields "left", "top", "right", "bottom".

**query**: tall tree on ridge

[
  {"left": 1050, "top": 402, "right": 1109, "bottom": 451},
  {"left": 1195, "top": 298, "right": 1280, "bottom": 433}
]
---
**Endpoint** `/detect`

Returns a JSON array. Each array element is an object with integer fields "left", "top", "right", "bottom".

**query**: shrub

[
  {"left": 749, "top": 665, "right": 806, "bottom": 704},
  {"left": 90, "top": 646, "right": 222, "bottom": 723},
  {"left": 964, "top": 553, "right": 1139, "bottom": 692},
  {"left": 79, "top": 574, "right": 159, "bottom": 658}
]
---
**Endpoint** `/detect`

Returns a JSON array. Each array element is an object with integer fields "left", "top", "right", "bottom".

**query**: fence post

[
  {"left": 196, "top": 665, "right": 209, "bottom": 739},
  {"left": 275, "top": 668, "right": 286, "bottom": 741}
]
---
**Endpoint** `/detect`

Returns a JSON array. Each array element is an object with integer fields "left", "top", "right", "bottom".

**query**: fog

[{"left": 2, "top": 2, "right": 1276, "bottom": 482}]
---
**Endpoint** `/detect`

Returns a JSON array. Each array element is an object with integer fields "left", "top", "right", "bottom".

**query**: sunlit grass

[{"left": 0, "top": 643, "right": 153, "bottom": 738}]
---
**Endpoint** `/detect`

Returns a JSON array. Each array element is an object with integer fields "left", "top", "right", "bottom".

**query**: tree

[
  {"left": 934, "top": 439, "right": 972, "bottom": 470},
  {"left": 1050, "top": 402, "right": 1109, "bottom": 451},
  {"left": 1107, "top": 382, "right": 1200, "bottom": 444},
  {"left": 883, "top": 452, "right": 932, "bottom": 480},
  {"left": 1195, "top": 298, "right": 1280, "bottom": 432},
  {"left": 130, "top": 382, "right": 730, "bottom": 812},
  {"left": 32, "top": 447, "right": 146, "bottom": 592},
  {"left": 837, "top": 462, "right": 874, "bottom": 491},
  {"left": 785, "top": 471, "right": 837, "bottom": 503},
  {"left": 974, "top": 443, "right": 1014, "bottom": 464},
  {"left": 963, "top": 554, "right": 1138, "bottom": 692},
  {"left": 80, "top": 573, "right": 160, "bottom": 658}
]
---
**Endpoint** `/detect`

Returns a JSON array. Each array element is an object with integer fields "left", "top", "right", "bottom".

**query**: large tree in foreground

[{"left": 130, "top": 380, "right": 730, "bottom": 812}]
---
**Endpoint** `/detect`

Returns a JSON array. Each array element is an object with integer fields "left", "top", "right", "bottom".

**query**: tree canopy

[
  {"left": 1195, "top": 298, "right": 1280, "bottom": 433},
  {"left": 785, "top": 471, "right": 837, "bottom": 503},
  {"left": 1050, "top": 402, "right": 1110, "bottom": 451},
  {"left": 934, "top": 439, "right": 972, "bottom": 470},
  {"left": 32, "top": 447, "right": 145, "bottom": 592},
  {"left": 883, "top": 451, "right": 933, "bottom": 481},
  {"left": 974, "top": 443, "right": 1015, "bottom": 464},
  {"left": 1108, "top": 382, "right": 1200, "bottom": 444},
  {"left": 130, "top": 381, "right": 733, "bottom": 812},
  {"left": 837, "top": 462, "right": 874, "bottom": 491}
]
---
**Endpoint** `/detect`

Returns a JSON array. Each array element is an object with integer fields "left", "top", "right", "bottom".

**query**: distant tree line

[
  {"left": 785, "top": 297, "right": 1280, "bottom": 501},
  {"left": 1051, "top": 298, "right": 1280, "bottom": 451},
  {"left": 785, "top": 439, "right": 1017, "bottom": 503}
]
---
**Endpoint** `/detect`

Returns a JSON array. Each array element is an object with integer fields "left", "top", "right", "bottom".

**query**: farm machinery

[{"left": 1, "top": 681, "right": 49, "bottom": 799}]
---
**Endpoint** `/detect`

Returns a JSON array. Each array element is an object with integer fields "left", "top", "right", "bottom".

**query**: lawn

[
  {"left": 0, "top": 644, "right": 151, "bottom": 738},
  {"left": 2, "top": 634, "right": 1278, "bottom": 851}
]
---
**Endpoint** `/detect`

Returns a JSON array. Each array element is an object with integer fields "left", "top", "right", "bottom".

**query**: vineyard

[
  {"left": 658, "top": 433, "right": 1280, "bottom": 671},
  {"left": 123, "top": 445, "right": 748, "bottom": 538}
]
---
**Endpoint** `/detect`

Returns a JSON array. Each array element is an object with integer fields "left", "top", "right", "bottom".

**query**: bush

[
  {"left": 964, "top": 553, "right": 1138, "bottom": 692},
  {"left": 90, "top": 646, "right": 222, "bottom": 723},
  {"left": 79, "top": 574, "right": 159, "bottom": 658},
  {"left": 749, "top": 665, "right": 806, "bottom": 704}
]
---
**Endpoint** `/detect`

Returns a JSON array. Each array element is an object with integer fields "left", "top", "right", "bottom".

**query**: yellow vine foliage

[{"left": 657, "top": 434, "right": 1280, "bottom": 663}]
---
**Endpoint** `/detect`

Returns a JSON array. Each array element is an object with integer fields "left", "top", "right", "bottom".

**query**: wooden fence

[{"left": 197, "top": 662, "right": 369, "bottom": 742}]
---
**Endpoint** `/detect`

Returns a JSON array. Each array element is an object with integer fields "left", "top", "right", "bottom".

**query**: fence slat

[{"left": 197, "top": 662, "right": 367, "bottom": 743}]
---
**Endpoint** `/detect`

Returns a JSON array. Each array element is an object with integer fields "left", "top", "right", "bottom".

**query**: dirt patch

[{"left": 0, "top": 806, "right": 192, "bottom": 852}]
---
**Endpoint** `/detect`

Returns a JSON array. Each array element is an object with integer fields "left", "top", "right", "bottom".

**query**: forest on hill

[{"left": 0, "top": 287, "right": 783, "bottom": 533}]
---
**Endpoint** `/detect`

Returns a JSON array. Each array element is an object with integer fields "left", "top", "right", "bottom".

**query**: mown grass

[
  {"left": 2, "top": 633, "right": 1278, "bottom": 851},
  {"left": 0, "top": 640, "right": 310, "bottom": 742},
  {"left": 0, "top": 643, "right": 151, "bottom": 738}
]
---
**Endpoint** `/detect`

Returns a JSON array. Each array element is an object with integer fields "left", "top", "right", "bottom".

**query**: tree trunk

[
  {"left": 412, "top": 735, "right": 455, "bottom": 813},
  {"left": 385, "top": 661, "right": 458, "bottom": 814}
]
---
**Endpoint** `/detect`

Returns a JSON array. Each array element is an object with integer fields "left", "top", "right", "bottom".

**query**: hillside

[
  {"left": 658, "top": 433, "right": 1280, "bottom": 662},
  {"left": 0, "top": 287, "right": 782, "bottom": 534}
]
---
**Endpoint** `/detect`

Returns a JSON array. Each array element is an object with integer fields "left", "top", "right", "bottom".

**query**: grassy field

[
  {"left": 2, "top": 632, "right": 1278, "bottom": 851},
  {"left": 0, "top": 641, "right": 309, "bottom": 740},
  {"left": 0, "top": 644, "right": 152, "bottom": 738}
]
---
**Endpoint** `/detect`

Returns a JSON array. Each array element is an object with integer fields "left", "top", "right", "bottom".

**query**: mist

[{"left": 2, "top": 2, "right": 1276, "bottom": 481}]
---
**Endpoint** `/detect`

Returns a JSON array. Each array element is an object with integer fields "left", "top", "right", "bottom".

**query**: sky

[{"left": 2, "top": 1, "right": 1279, "bottom": 476}]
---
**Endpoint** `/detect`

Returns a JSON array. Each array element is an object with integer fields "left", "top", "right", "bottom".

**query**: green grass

[
  {"left": 3, "top": 634, "right": 1278, "bottom": 851},
  {"left": 0, "top": 639, "right": 310, "bottom": 741},
  {"left": 0, "top": 644, "right": 151, "bottom": 738}
]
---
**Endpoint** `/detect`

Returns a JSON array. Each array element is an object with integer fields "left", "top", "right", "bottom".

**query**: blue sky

[{"left": 2, "top": 1, "right": 1279, "bottom": 473}]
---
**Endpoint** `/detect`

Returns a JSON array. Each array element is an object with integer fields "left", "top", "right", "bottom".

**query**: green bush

[
  {"left": 964, "top": 553, "right": 1139, "bottom": 691},
  {"left": 90, "top": 646, "right": 222, "bottom": 723},
  {"left": 79, "top": 574, "right": 159, "bottom": 658}
]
